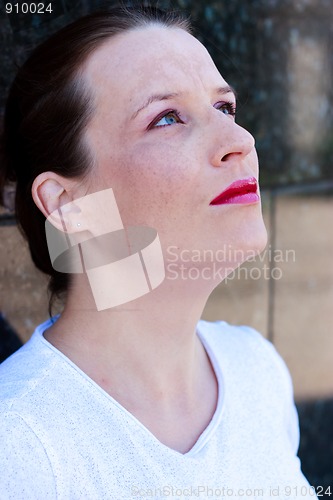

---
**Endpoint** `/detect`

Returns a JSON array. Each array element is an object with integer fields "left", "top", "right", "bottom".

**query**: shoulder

[
  {"left": 197, "top": 319, "right": 300, "bottom": 454},
  {"left": 0, "top": 316, "right": 61, "bottom": 412},
  {"left": 198, "top": 320, "right": 293, "bottom": 402},
  {"left": 0, "top": 410, "right": 58, "bottom": 498},
  {"left": 0, "top": 319, "right": 69, "bottom": 496},
  {"left": 197, "top": 319, "right": 271, "bottom": 360},
  {"left": 197, "top": 318, "right": 292, "bottom": 387}
]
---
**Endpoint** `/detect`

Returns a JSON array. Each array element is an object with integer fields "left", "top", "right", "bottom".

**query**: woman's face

[{"left": 81, "top": 26, "right": 267, "bottom": 269}]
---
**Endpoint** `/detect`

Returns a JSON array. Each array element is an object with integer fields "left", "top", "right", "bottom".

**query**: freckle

[{"left": 100, "top": 378, "right": 108, "bottom": 388}]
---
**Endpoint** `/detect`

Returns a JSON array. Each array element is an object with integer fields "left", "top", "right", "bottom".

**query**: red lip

[{"left": 209, "top": 177, "right": 259, "bottom": 205}]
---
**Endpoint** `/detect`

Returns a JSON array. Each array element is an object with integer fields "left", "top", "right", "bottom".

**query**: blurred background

[{"left": 0, "top": 0, "right": 332, "bottom": 488}]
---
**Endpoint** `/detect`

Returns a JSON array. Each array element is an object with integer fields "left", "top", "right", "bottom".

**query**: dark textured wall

[{"left": 1, "top": 0, "right": 333, "bottom": 185}]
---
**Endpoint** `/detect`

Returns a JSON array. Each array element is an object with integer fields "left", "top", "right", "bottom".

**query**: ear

[{"left": 31, "top": 172, "right": 84, "bottom": 234}]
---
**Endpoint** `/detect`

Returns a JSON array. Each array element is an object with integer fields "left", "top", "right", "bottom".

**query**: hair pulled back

[{"left": 0, "top": 4, "right": 191, "bottom": 317}]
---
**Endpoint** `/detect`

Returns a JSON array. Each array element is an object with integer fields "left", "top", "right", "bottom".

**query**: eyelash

[
  {"left": 149, "top": 101, "right": 237, "bottom": 130},
  {"left": 217, "top": 101, "right": 237, "bottom": 116},
  {"left": 149, "top": 110, "right": 182, "bottom": 130}
]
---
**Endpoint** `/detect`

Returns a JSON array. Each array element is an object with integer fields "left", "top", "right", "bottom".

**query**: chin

[
  {"left": 240, "top": 219, "right": 268, "bottom": 258},
  {"left": 221, "top": 217, "right": 268, "bottom": 266}
]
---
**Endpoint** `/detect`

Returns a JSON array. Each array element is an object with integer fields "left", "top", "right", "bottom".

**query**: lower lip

[{"left": 211, "top": 192, "right": 260, "bottom": 205}]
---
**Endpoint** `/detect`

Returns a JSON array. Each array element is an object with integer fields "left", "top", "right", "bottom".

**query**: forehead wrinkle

[
  {"left": 129, "top": 51, "right": 229, "bottom": 109},
  {"left": 155, "top": 39, "right": 229, "bottom": 89}
]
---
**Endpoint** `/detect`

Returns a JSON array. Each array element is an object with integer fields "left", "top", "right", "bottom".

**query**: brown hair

[{"left": 0, "top": 4, "right": 191, "bottom": 317}]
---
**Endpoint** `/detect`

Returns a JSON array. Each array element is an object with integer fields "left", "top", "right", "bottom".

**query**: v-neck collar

[{"left": 34, "top": 315, "right": 226, "bottom": 457}]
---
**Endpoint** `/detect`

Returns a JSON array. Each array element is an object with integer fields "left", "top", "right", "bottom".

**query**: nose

[{"left": 210, "top": 115, "right": 255, "bottom": 168}]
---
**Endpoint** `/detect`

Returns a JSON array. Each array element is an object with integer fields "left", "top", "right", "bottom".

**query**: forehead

[{"left": 81, "top": 26, "right": 227, "bottom": 102}]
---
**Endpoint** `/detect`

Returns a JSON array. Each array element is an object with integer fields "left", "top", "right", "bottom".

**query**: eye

[
  {"left": 215, "top": 101, "right": 236, "bottom": 117},
  {"left": 150, "top": 110, "right": 183, "bottom": 129}
]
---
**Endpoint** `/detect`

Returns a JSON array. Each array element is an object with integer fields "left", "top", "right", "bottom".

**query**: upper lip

[{"left": 210, "top": 176, "right": 258, "bottom": 205}]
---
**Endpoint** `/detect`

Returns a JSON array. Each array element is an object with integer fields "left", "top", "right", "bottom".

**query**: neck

[{"left": 44, "top": 273, "right": 219, "bottom": 407}]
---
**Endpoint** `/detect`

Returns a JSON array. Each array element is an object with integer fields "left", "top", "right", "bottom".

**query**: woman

[{"left": 0, "top": 4, "right": 316, "bottom": 499}]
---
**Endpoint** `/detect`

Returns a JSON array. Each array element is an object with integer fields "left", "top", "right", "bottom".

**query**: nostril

[{"left": 221, "top": 152, "right": 241, "bottom": 162}]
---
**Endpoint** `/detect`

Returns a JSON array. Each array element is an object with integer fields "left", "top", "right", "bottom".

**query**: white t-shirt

[{"left": 0, "top": 316, "right": 317, "bottom": 500}]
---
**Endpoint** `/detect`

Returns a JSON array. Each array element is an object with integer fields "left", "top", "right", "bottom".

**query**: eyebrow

[{"left": 131, "top": 85, "right": 237, "bottom": 121}]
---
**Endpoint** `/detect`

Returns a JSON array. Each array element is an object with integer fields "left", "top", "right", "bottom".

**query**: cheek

[
  {"left": 108, "top": 141, "right": 199, "bottom": 226},
  {"left": 250, "top": 148, "right": 259, "bottom": 175}
]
